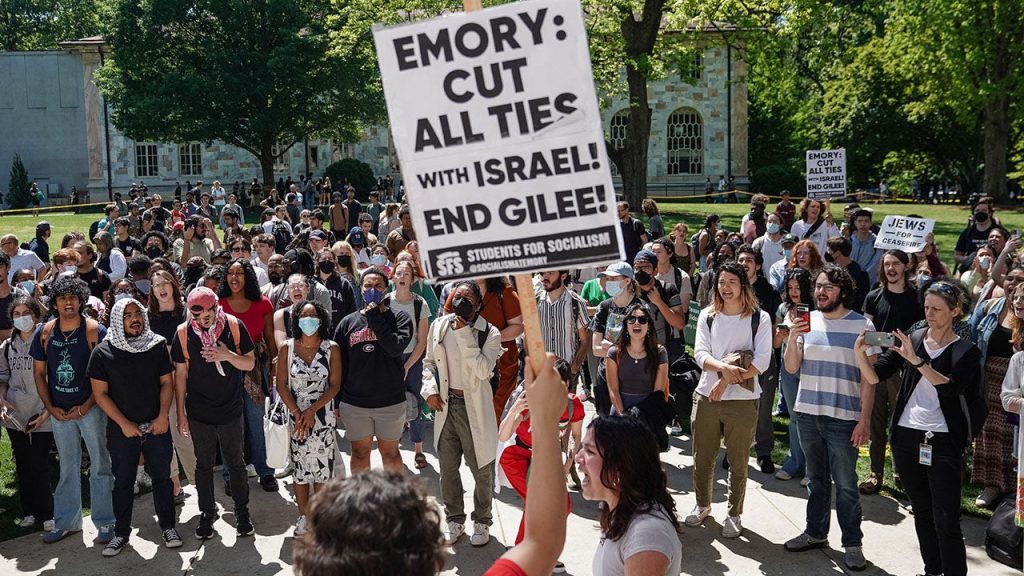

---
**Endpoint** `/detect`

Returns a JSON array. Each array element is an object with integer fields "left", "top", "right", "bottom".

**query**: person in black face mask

[
  {"left": 631, "top": 250, "right": 685, "bottom": 350},
  {"left": 266, "top": 249, "right": 332, "bottom": 312},
  {"left": 314, "top": 248, "right": 356, "bottom": 331}
]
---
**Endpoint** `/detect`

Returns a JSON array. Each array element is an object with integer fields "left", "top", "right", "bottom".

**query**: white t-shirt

[
  {"left": 442, "top": 326, "right": 465, "bottom": 391},
  {"left": 593, "top": 507, "right": 681, "bottom": 576},
  {"left": 790, "top": 219, "right": 840, "bottom": 258},
  {"left": 897, "top": 338, "right": 957, "bottom": 433},
  {"left": 693, "top": 309, "right": 773, "bottom": 401},
  {"left": 754, "top": 234, "right": 786, "bottom": 273},
  {"left": 9, "top": 249, "right": 45, "bottom": 281}
]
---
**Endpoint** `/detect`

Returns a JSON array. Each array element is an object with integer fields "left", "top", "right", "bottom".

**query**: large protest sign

[
  {"left": 874, "top": 215, "right": 935, "bottom": 252},
  {"left": 806, "top": 148, "right": 847, "bottom": 200},
  {"left": 373, "top": 0, "right": 623, "bottom": 281}
]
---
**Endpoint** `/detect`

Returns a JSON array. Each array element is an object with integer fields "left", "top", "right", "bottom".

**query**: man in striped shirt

[
  {"left": 782, "top": 264, "right": 879, "bottom": 572},
  {"left": 536, "top": 270, "right": 591, "bottom": 384}
]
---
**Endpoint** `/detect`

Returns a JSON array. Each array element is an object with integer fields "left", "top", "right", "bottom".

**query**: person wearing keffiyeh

[
  {"left": 89, "top": 297, "right": 181, "bottom": 555},
  {"left": 171, "top": 286, "right": 258, "bottom": 541}
]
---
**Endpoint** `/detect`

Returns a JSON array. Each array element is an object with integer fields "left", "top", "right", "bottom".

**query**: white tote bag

[{"left": 264, "top": 341, "right": 294, "bottom": 469}]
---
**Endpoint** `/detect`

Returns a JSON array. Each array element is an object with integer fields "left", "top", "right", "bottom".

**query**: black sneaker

[
  {"left": 223, "top": 481, "right": 232, "bottom": 497},
  {"left": 163, "top": 528, "right": 183, "bottom": 549},
  {"left": 236, "top": 514, "right": 255, "bottom": 537},
  {"left": 102, "top": 535, "right": 128, "bottom": 557},
  {"left": 259, "top": 475, "right": 278, "bottom": 492},
  {"left": 195, "top": 513, "right": 216, "bottom": 540},
  {"left": 758, "top": 457, "right": 776, "bottom": 474},
  {"left": 173, "top": 491, "right": 188, "bottom": 506},
  {"left": 722, "top": 455, "right": 730, "bottom": 470}
]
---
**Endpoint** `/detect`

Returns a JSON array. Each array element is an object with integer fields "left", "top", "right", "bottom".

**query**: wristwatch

[{"left": 910, "top": 357, "right": 927, "bottom": 368}]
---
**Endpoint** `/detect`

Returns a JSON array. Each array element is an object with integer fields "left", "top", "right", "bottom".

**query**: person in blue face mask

[
  {"left": 273, "top": 299, "right": 341, "bottom": 538},
  {"left": 332, "top": 267, "right": 412, "bottom": 475}
]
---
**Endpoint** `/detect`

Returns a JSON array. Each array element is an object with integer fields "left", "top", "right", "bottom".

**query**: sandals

[{"left": 414, "top": 453, "right": 428, "bottom": 469}]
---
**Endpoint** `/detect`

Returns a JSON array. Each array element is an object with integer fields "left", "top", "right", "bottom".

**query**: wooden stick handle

[
  {"left": 514, "top": 274, "right": 546, "bottom": 376},
  {"left": 463, "top": 0, "right": 482, "bottom": 11}
]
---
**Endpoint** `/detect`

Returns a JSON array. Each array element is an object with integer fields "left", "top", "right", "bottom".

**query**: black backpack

[
  {"left": 985, "top": 494, "right": 1023, "bottom": 569},
  {"left": 668, "top": 351, "right": 701, "bottom": 422},
  {"left": 472, "top": 319, "right": 500, "bottom": 394},
  {"left": 271, "top": 220, "right": 293, "bottom": 254}
]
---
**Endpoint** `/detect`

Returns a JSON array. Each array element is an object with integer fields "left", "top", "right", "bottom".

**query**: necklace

[{"left": 60, "top": 323, "right": 80, "bottom": 340}]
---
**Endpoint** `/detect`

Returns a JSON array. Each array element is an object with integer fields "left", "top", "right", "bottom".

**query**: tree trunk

[
  {"left": 620, "top": 64, "right": 652, "bottom": 210},
  {"left": 616, "top": 0, "right": 667, "bottom": 209},
  {"left": 981, "top": 93, "right": 1010, "bottom": 202},
  {"left": 260, "top": 140, "right": 276, "bottom": 194}
]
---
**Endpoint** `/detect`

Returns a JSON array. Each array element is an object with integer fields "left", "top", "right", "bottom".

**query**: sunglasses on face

[
  {"left": 189, "top": 305, "right": 212, "bottom": 314},
  {"left": 626, "top": 316, "right": 649, "bottom": 325}
]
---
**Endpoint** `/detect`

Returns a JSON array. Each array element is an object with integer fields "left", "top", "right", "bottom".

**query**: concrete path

[{"left": 0, "top": 409, "right": 1016, "bottom": 576}]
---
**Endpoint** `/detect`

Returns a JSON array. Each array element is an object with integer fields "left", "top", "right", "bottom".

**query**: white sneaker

[
  {"left": 444, "top": 521, "right": 465, "bottom": 545},
  {"left": 294, "top": 515, "right": 307, "bottom": 536},
  {"left": 274, "top": 465, "right": 293, "bottom": 479},
  {"left": 246, "top": 464, "right": 258, "bottom": 478},
  {"left": 775, "top": 469, "right": 793, "bottom": 481},
  {"left": 470, "top": 522, "right": 490, "bottom": 546},
  {"left": 722, "top": 516, "right": 742, "bottom": 539},
  {"left": 800, "top": 477, "right": 810, "bottom": 487},
  {"left": 136, "top": 468, "right": 152, "bottom": 490},
  {"left": 684, "top": 505, "right": 711, "bottom": 527},
  {"left": 18, "top": 515, "right": 36, "bottom": 528},
  {"left": 43, "top": 519, "right": 55, "bottom": 532}
]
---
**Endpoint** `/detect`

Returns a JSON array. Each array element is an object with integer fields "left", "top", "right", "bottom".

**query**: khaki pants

[
  {"left": 691, "top": 395, "right": 758, "bottom": 517},
  {"left": 438, "top": 398, "right": 494, "bottom": 525},
  {"left": 168, "top": 403, "right": 196, "bottom": 483}
]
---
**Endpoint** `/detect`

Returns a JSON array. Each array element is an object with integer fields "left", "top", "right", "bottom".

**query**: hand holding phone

[{"left": 864, "top": 331, "right": 895, "bottom": 347}]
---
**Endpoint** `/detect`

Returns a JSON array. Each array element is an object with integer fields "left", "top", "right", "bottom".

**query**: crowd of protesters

[{"left": 0, "top": 183, "right": 1020, "bottom": 576}]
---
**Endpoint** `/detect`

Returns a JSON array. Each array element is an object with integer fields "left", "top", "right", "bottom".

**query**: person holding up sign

[{"left": 790, "top": 199, "right": 839, "bottom": 258}]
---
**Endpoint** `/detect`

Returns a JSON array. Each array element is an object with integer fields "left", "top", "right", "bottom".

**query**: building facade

[{"left": 0, "top": 34, "right": 746, "bottom": 201}]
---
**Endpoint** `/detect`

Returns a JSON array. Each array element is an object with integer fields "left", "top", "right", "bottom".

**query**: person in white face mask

[
  {"left": 753, "top": 213, "right": 787, "bottom": 274},
  {"left": 589, "top": 262, "right": 642, "bottom": 416},
  {"left": 960, "top": 245, "right": 994, "bottom": 307}
]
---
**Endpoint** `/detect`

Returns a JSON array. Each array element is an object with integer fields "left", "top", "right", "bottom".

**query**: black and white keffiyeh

[{"left": 106, "top": 297, "right": 165, "bottom": 353}]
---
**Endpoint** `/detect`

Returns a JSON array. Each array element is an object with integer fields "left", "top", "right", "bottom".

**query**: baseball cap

[
  {"left": 348, "top": 227, "right": 366, "bottom": 246},
  {"left": 599, "top": 262, "right": 634, "bottom": 279},
  {"left": 781, "top": 234, "right": 798, "bottom": 246},
  {"left": 310, "top": 229, "right": 328, "bottom": 241},
  {"left": 633, "top": 250, "right": 657, "bottom": 268},
  {"left": 186, "top": 286, "right": 218, "bottom": 312},
  {"left": 36, "top": 221, "right": 50, "bottom": 234},
  {"left": 222, "top": 207, "right": 239, "bottom": 219}
]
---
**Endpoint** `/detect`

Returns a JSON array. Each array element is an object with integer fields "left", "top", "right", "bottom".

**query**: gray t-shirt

[
  {"left": 607, "top": 345, "right": 668, "bottom": 396},
  {"left": 593, "top": 505, "right": 681, "bottom": 576},
  {"left": 389, "top": 294, "right": 430, "bottom": 355}
]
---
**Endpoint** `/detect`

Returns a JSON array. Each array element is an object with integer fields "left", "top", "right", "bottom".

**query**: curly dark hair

[
  {"left": 142, "top": 230, "right": 171, "bottom": 253},
  {"left": 8, "top": 296, "right": 45, "bottom": 327},
  {"left": 783, "top": 267, "right": 814, "bottom": 309},
  {"left": 449, "top": 279, "right": 484, "bottom": 315},
  {"left": 614, "top": 302, "right": 661, "bottom": 379},
  {"left": 483, "top": 276, "right": 509, "bottom": 296},
  {"left": 103, "top": 278, "right": 142, "bottom": 324},
  {"left": 293, "top": 471, "right": 445, "bottom": 576},
  {"left": 289, "top": 299, "right": 331, "bottom": 341},
  {"left": 218, "top": 258, "right": 262, "bottom": 301},
  {"left": 818, "top": 263, "right": 857, "bottom": 310},
  {"left": 48, "top": 275, "right": 91, "bottom": 317},
  {"left": 588, "top": 415, "right": 680, "bottom": 542}
]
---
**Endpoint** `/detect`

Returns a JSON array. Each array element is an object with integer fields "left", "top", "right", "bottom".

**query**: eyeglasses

[
  {"left": 189, "top": 305, "right": 212, "bottom": 313},
  {"left": 814, "top": 283, "right": 838, "bottom": 291},
  {"left": 626, "top": 316, "right": 649, "bottom": 325},
  {"left": 230, "top": 246, "right": 247, "bottom": 253}
]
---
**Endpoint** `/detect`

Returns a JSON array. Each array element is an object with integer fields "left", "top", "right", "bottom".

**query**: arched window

[
  {"left": 666, "top": 108, "right": 703, "bottom": 175},
  {"left": 607, "top": 109, "right": 629, "bottom": 176}
]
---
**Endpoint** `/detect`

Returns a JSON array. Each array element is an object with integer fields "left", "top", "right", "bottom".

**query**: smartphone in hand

[{"left": 864, "top": 331, "right": 895, "bottom": 348}]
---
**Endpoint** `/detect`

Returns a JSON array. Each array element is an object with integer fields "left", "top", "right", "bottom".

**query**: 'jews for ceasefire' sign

[
  {"left": 373, "top": 0, "right": 624, "bottom": 281},
  {"left": 874, "top": 215, "right": 935, "bottom": 252}
]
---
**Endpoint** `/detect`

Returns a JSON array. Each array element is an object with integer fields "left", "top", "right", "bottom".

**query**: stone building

[{"left": 0, "top": 31, "right": 746, "bottom": 201}]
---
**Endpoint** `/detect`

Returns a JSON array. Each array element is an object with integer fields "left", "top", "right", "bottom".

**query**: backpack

[
  {"left": 88, "top": 220, "right": 100, "bottom": 243},
  {"left": 270, "top": 220, "right": 293, "bottom": 255},
  {"left": 176, "top": 316, "right": 242, "bottom": 363},
  {"left": 39, "top": 318, "right": 100, "bottom": 355},
  {"left": 908, "top": 328, "right": 986, "bottom": 442},
  {"left": 985, "top": 494, "right": 1023, "bottom": 569},
  {"left": 668, "top": 350, "right": 701, "bottom": 422}
]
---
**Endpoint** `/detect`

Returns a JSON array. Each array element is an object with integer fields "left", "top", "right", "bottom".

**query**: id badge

[{"left": 919, "top": 443, "right": 933, "bottom": 466}]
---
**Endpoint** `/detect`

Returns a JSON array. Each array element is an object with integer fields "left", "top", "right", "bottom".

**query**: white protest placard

[
  {"left": 806, "top": 148, "right": 847, "bottom": 200},
  {"left": 373, "top": 0, "right": 623, "bottom": 281},
  {"left": 874, "top": 215, "right": 935, "bottom": 252}
]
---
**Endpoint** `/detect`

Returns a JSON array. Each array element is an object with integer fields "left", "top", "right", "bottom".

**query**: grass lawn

[
  {"left": 657, "top": 200, "right": 1024, "bottom": 273},
  {"left": 0, "top": 212, "right": 96, "bottom": 258}
]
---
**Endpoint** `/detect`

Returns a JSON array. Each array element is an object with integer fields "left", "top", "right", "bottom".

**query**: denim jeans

[
  {"left": 108, "top": 428, "right": 175, "bottom": 538},
  {"left": 402, "top": 353, "right": 425, "bottom": 444},
  {"left": 795, "top": 412, "right": 863, "bottom": 547},
  {"left": 51, "top": 406, "right": 115, "bottom": 532},
  {"left": 779, "top": 367, "right": 805, "bottom": 477}
]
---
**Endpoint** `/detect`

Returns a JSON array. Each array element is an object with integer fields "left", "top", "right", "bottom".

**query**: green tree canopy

[{"left": 96, "top": 0, "right": 383, "bottom": 188}]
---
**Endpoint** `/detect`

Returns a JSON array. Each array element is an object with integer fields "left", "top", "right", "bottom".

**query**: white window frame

[
  {"left": 135, "top": 143, "right": 159, "bottom": 178},
  {"left": 178, "top": 143, "right": 203, "bottom": 177}
]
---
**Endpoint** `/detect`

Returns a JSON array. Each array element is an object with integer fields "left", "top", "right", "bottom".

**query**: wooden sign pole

[{"left": 461, "top": 0, "right": 545, "bottom": 375}]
